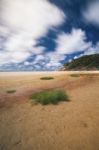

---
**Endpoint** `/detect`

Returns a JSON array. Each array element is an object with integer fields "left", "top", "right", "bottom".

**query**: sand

[{"left": 0, "top": 71, "right": 99, "bottom": 150}]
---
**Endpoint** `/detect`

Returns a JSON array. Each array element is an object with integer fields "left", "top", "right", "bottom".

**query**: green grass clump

[
  {"left": 70, "top": 74, "right": 80, "bottom": 77},
  {"left": 31, "top": 90, "right": 69, "bottom": 105},
  {"left": 7, "top": 90, "right": 16, "bottom": 94},
  {"left": 40, "top": 77, "right": 54, "bottom": 80}
]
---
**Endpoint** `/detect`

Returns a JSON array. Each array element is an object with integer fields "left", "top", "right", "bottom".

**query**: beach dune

[{"left": 0, "top": 71, "right": 99, "bottom": 150}]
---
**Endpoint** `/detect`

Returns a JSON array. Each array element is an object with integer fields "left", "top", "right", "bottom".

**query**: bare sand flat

[{"left": 0, "top": 71, "right": 99, "bottom": 150}]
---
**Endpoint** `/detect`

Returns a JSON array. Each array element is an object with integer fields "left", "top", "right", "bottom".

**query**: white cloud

[
  {"left": 45, "top": 52, "right": 65, "bottom": 68},
  {"left": 4, "top": 32, "right": 35, "bottom": 52},
  {"left": 34, "top": 55, "right": 45, "bottom": 63},
  {"left": 84, "top": 42, "right": 99, "bottom": 55},
  {"left": 32, "top": 52, "right": 64, "bottom": 70},
  {"left": 24, "top": 61, "right": 30, "bottom": 66},
  {"left": 32, "top": 46, "right": 45, "bottom": 55},
  {"left": 44, "top": 52, "right": 65, "bottom": 69},
  {"left": 0, "top": 26, "right": 9, "bottom": 37},
  {"left": 0, "top": 0, "right": 65, "bottom": 65},
  {"left": 1, "top": 0, "right": 65, "bottom": 34},
  {"left": 46, "top": 62, "right": 61, "bottom": 68},
  {"left": 0, "top": 51, "right": 31, "bottom": 65},
  {"left": 73, "top": 54, "right": 84, "bottom": 60},
  {"left": 47, "top": 52, "right": 66, "bottom": 63},
  {"left": 83, "top": 1, "right": 99, "bottom": 26},
  {"left": 55, "top": 28, "right": 91, "bottom": 54}
]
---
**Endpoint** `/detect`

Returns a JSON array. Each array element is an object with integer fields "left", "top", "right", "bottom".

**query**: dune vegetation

[
  {"left": 31, "top": 90, "right": 69, "bottom": 105},
  {"left": 40, "top": 76, "right": 54, "bottom": 80},
  {"left": 7, "top": 90, "right": 16, "bottom": 94},
  {"left": 63, "top": 54, "right": 99, "bottom": 70}
]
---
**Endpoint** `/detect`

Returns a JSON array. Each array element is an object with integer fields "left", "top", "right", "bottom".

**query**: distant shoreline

[{"left": 0, "top": 71, "right": 99, "bottom": 76}]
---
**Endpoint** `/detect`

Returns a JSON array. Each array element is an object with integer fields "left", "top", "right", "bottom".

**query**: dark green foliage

[
  {"left": 40, "top": 77, "right": 54, "bottom": 80},
  {"left": 64, "top": 54, "right": 99, "bottom": 70},
  {"left": 31, "top": 90, "right": 69, "bottom": 105},
  {"left": 7, "top": 90, "right": 16, "bottom": 94}
]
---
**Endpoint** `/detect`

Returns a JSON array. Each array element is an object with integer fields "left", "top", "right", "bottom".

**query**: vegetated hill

[{"left": 63, "top": 54, "right": 99, "bottom": 71}]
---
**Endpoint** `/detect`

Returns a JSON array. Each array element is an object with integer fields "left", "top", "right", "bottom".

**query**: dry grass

[
  {"left": 6, "top": 89, "right": 16, "bottom": 94},
  {"left": 70, "top": 74, "right": 80, "bottom": 77},
  {"left": 40, "top": 76, "right": 54, "bottom": 80}
]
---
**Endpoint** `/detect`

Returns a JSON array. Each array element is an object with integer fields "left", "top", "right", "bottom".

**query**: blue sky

[{"left": 0, "top": 0, "right": 99, "bottom": 71}]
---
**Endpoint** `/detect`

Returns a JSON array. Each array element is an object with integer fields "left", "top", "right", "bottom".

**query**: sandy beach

[{"left": 0, "top": 71, "right": 99, "bottom": 150}]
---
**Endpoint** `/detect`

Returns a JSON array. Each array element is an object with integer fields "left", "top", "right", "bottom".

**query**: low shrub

[
  {"left": 70, "top": 74, "right": 80, "bottom": 77},
  {"left": 7, "top": 90, "right": 16, "bottom": 94},
  {"left": 40, "top": 77, "right": 54, "bottom": 80},
  {"left": 31, "top": 90, "right": 69, "bottom": 105}
]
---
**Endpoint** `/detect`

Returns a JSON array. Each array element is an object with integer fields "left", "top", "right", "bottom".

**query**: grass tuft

[
  {"left": 70, "top": 74, "right": 80, "bottom": 77},
  {"left": 40, "top": 77, "right": 54, "bottom": 80},
  {"left": 7, "top": 90, "right": 16, "bottom": 94},
  {"left": 31, "top": 90, "right": 69, "bottom": 105}
]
